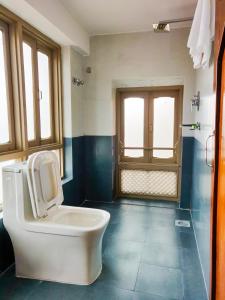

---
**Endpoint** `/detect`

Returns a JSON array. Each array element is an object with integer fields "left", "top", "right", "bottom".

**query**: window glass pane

[
  {"left": 124, "top": 97, "right": 144, "bottom": 158},
  {"left": 23, "top": 42, "right": 35, "bottom": 141},
  {"left": 37, "top": 51, "right": 51, "bottom": 139},
  {"left": 0, "top": 30, "right": 10, "bottom": 144},
  {"left": 153, "top": 97, "right": 174, "bottom": 159},
  {"left": 0, "top": 160, "right": 16, "bottom": 211}
]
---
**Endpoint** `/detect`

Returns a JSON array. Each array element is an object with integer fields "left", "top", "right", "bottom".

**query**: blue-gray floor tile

[
  {"left": 145, "top": 227, "right": 179, "bottom": 247},
  {"left": 107, "top": 222, "right": 148, "bottom": 242},
  {"left": 0, "top": 267, "right": 41, "bottom": 300},
  {"left": 103, "top": 238, "right": 144, "bottom": 262},
  {"left": 141, "top": 243, "right": 180, "bottom": 269},
  {"left": 29, "top": 281, "right": 134, "bottom": 300},
  {"left": 135, "top": 263, "right": 183, "bottom": 299},
  {"left": 110, "top": 210, "right": 150, "bottom": 226},
  {"left": 180, "top": 247, "right": 200, "bottom": 270},
  {"left": 116, "top": 199, "right": 178, "bottom": 209},
  {"left": 183, "top": 268, "right": 208, "bottom": 300},
  {"left": 175, "top": 209, "right": 191, "bottom": 221},
  {"left": 149, "top": 207, "right": 176, "bottom": 217},
  {"left": 147, "top": 208, "right": 176, "bottom": 228},
  {"left": 180, "top": 249, "right": 208, "bottom": 300},
  {"left": 133, "top": 291, "right": 176, "bottom": 300},
  {"left": 27, "top": 281, "right": 88, "bottom": 300},
  {"left": 97, "top": 257, "right": 139, "bottom": 290},
  {"left": 87, "top": 282, "right": 135, "bottom": 300},
  {"left": 179, "top": 232, "right": 197, "bottom": 249}
]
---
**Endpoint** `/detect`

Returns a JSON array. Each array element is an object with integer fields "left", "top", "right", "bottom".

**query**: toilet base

[
  {"left": 10, "top": 227, "right": 105, "bottom": 286},
  {"left": 16, "top": 266, "right": 102, "bottom": 285}
]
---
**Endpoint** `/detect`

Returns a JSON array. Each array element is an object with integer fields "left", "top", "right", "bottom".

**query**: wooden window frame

[
  {"left": 22, "top": 34, "right": 57, "bottom": 147},
  {"left": 0, "top": 5, "right": 64, "bottom": 176},
  {"left": 22, "top": 34, "right": 40, "bottom": 147},
  {"left": 36, "top": 43, "right": 55, "bottom": 145},
  {"left": 0, "top": 20, "right": 16, "bottom": 152}
]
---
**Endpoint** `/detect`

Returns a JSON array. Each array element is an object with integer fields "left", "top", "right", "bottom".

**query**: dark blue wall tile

[
  {"left": 63, "top": 138, "right": 73, "bottom": 179},
  {"left": 191, "top": 138, "right": 211, "bottom": 294},
  {"left": 64, "top": 136, "right": 116, "bottom": 205},
  {"left": 63, "top": 136, "right": 85, "bottom": 206},
  {"left": 180, "top": 137, "right": 195, "bottom": 209},
  {"left": 84, "top": 136, "right": 115, "bottom": 202},
  {"left": 0, "top": 219, "right": 14, "bottom": 273},
  {"left": 112, "top": 136, "right": 117, "bottom": 199}
]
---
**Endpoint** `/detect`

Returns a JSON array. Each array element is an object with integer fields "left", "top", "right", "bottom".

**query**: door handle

[{"left": 206, "top": 133, "right": 215, "bottom": 168}]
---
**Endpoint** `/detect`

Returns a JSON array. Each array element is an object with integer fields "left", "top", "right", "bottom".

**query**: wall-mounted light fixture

[
  {"left": 191, "top": 91, "right": 200, "bottom": 111},
  {"left": 181, "top": 122, "right": 201, "bottom": 130},
  {"left": 72, "top": 77, "right": 84, "bottom": 86}
]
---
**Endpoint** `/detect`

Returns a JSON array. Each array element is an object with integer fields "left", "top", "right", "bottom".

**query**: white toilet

[{"left": 3, "top": 151, "right": 110, "bottom": 285}]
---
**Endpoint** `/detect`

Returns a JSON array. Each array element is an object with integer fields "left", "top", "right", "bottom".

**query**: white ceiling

[{"left": 60, "top": 0, "right": 197, "bottom": 36}]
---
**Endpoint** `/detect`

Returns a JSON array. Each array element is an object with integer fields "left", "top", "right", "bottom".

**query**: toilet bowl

[{"left": 3, "top": 151, "right": 110, "bottom": 285}]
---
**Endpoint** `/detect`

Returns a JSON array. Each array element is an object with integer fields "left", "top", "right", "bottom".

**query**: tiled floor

[{"left": 0, "top": 200, "right": 208, "bottom": 300}]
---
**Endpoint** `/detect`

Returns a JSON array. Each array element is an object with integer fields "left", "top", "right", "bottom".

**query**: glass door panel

[
  {"left": 153, "top": 97, "right": 175, "bottom": 159},
  {"left": 23, "top": 42, "right": 36, "bottom": 141},
  {"left": 124, "top": 97, "right": 145, "bottom": 158},
  {"left": 37, "top": 51, "right": 52, "bottom": 140},
  {"left": 0, "top": 30, "right": 10, "bottom": 144}
]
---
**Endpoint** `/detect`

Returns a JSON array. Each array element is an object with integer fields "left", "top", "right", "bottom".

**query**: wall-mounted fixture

[
  {"left": 205, "top": 131, "right": 215, "bottom": 168},
  {"left": 181, "top": 122, "right": 201, "bottom": 130},
  {"left": 86, "top": 67, "right": 92, "bottom": 74},
  {"left": 153, "top": 17, "right": 193, "bottom": 33},
  {"left": 191, "top": 91, "right": 200, "bottom": 111},
  {"left": 72, "top": 77, "right": 84, "bottom": 86}
]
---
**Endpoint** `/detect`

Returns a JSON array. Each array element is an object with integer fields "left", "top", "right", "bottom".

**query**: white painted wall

[
  {"left": 71, "top": 49, "right": 85, "bottom": 137},
  {"left": 83, "top": 28, "right": 196, "bottom": 136},
  {"left": 62, "top": 47, "right": 72, "bottom": 138},
  {"left": 194, "top": 65, "right": 216, "bottom": 144},
  {"left": 62, "top": 46, "right": 85, "bottom": 138},
  {"left": 0, "top": 0, "right": 89, "bottom": 54}
]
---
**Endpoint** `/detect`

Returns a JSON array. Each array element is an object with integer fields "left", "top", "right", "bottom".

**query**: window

[
  {"left": 0, "top": 6, "right": 63, "bottom": 211},
  {"left": 22, "top": 35, "right": 58, "bottom": 147}
]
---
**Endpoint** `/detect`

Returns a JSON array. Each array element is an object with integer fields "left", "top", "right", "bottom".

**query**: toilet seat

[{"left": 27, "top": 151, "right": 63, "bottom": 218}]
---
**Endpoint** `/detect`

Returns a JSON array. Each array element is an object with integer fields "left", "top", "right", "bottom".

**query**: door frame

[
  {"left": 211, "top": 27, "right": 225, "bottom": 300},
  {"left": 115, "top": 85, "right": 183, "bottom": 201}
]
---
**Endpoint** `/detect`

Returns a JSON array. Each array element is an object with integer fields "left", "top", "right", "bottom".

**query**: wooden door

[
  {"left": 116, "top": 86, "right": 183, "bottom": 201},
  {"left": 214, "top": 43, "right": 225, "bottom": 300},
  {"left": 211, "top": 1, "right": 225, "bottom": 299}
]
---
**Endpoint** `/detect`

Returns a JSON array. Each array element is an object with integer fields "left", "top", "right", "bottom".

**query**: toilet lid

[{"left": 27, "top": 151, "right": 64, "bottom": 218}]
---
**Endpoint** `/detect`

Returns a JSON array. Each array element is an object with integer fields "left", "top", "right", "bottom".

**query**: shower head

[
  {"left": 153, "top": 23, "right": 170, "bottom": 33},
  {"left": 153, "top": 17, "right": 193, "bottom": 33}
]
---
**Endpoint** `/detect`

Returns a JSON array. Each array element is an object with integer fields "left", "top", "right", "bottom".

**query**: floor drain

[{"left": 175, "top": 220, "right": 190, "bottom": 227}]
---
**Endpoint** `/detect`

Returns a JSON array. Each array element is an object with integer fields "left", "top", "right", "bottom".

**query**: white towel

[{"left": 187, "top": 0, "right": 215, "bottom": 69}]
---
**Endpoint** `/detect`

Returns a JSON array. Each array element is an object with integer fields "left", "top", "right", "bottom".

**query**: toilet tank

[{"left": 2, "top": 163, "right": 34, "bottom": 227}]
